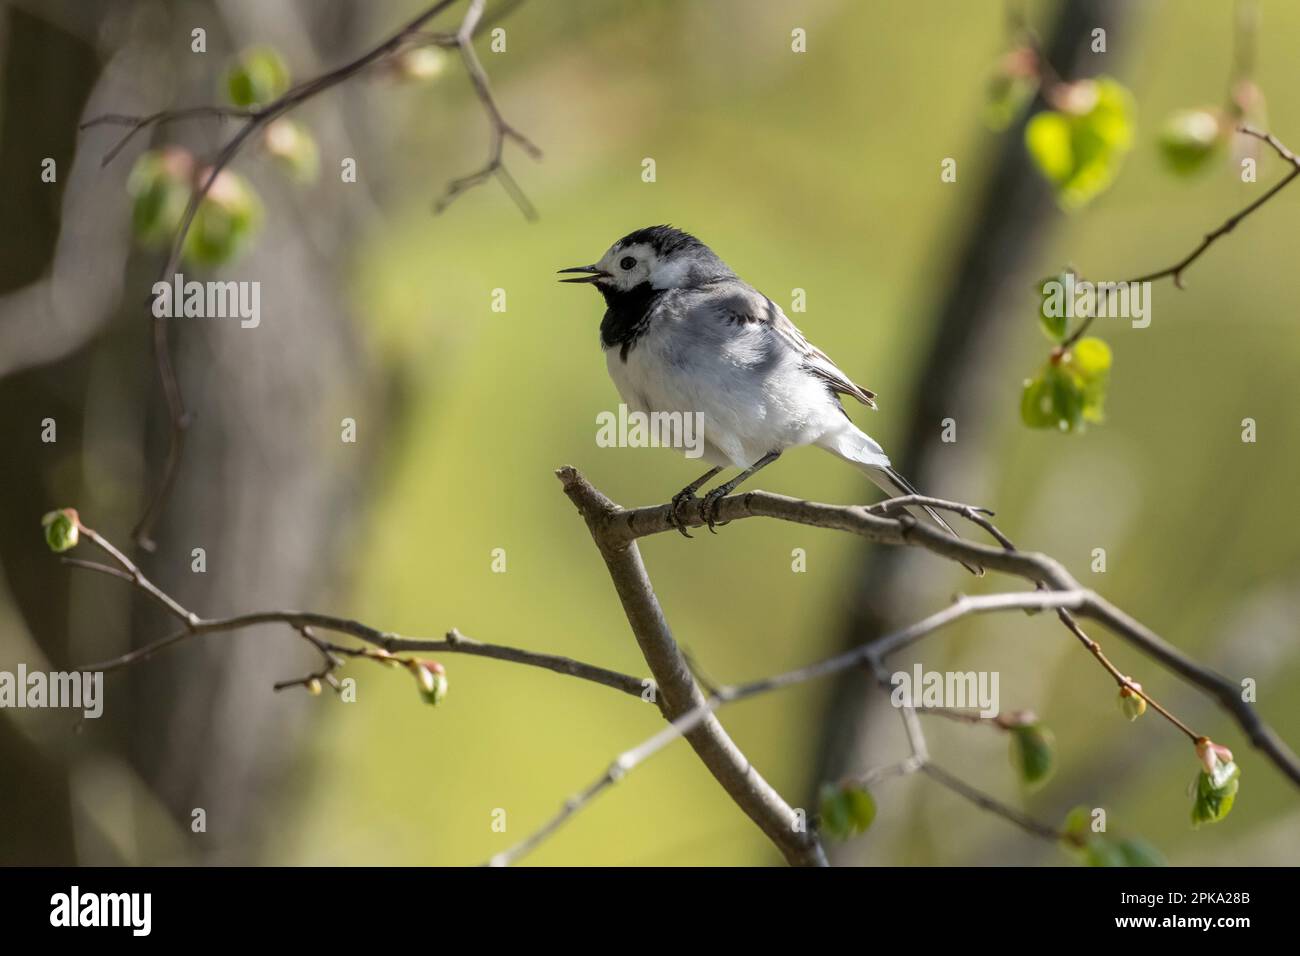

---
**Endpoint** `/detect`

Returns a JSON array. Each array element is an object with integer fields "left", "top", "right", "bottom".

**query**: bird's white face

[
  {"left": 560, "top": 242, "right": 699, "bottom": 292},
  {"left": 596, "top": 241, "right": 652, "bottom": 291},
  {"left": 594, "top": 241, "right": 692, "bottom": 291}
]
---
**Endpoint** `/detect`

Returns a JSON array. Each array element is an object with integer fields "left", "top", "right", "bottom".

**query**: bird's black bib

[{"left": 599, "top": 283, "right": 663, "bottom": 361}]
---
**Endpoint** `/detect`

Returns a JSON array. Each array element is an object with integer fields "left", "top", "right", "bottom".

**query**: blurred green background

[{"left": 3, "top": 0, "right": 1299, "bottom": 866}]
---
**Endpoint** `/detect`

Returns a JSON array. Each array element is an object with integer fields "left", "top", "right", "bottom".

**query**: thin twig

[
  {"left": 920, "top": 763, "right": 1066, "bottom": 841},
  {"left": 1061, "top": 125, "right": 1300, "bottom": 346},
  {"left": 871, "top": 498, "right": 1201, "bottom": 744},
  {"left": 914, "top": 706, "right": 1020, "bottom": 730},
  {"left": 79, "top": 106, "right": 257, "bottom": 166},
  {"left": 63, "top": 518, "right": 653, "bottom": 703},
  {"left": 846, "top": 659, "right": 1065, "bottom": 847},
  {"left": 432, "top": 0, "right": 542, "bottom": 219},
  {"left": 489, "top": 579, "right": 1082, "bottom": 866},
  {"left": 1054, "top": 608, "right": 1198, "bottom": 741},
  {"left": 487, "top": 699, "right": 720, "bottom": 866}
]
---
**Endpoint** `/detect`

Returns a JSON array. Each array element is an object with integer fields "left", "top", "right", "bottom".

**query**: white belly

[{"left": 603, "top": 319, "right": 842, "bottom": 468}]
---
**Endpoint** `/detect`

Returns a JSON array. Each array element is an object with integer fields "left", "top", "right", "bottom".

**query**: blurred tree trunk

[
  {"left": 0, "top": 2, "right": 105, "bottom": 866},
  {"left": 0, "top": 0, "right": 391, "bottom": 863},
  {"left": 811, "top": 0, "right": 1131, "bottom": 864}
]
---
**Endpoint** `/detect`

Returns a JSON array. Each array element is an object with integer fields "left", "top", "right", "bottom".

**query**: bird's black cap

[{"left": 615, "top": 224, "right": 708, "bottom": 257}]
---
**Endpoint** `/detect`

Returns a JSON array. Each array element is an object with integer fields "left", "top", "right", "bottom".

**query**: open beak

[{"left": 557, "top": 265, "right": 606, "bottom": 284}]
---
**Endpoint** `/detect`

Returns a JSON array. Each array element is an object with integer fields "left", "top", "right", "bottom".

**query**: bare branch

[
  {"left": 1062, "top": 125, "right": 1300, "bottom": 346},
  {"left": 1054, "top": 608, "right": 1198, "bottom": 742},
  {"left": 913, "top": 706, "right": 1020, "bottom": 729},
  {"left": 432, "top": 0, "right": 542, "bottom": 219},
  {"left": 488, "top": 696, "right": 723, "bottom": 867},
  {"left": 408, "top": 0, "right": 526, "bottom": 49},
  {"left": 79, "top": 106, "right": 257, "bottom": 166},
  {"left": 869, "top": 496, "right": 1200, "bottom": 743},
  {"left": 492, "top": 566, "right": 1077, "bottom": 865},
  {"left": 54, "top": 460, "right": 1300, "bottom": 865},
  {"left": 557, "top": 468, "right": 827, "bottom": 867},
  {"left": 64, "top": 518, "right": 652, "bottom": 703},
  {"left": 919, "top": 763, "right": 1065, "bottom": 842},
  {"left": 556, "top": 466, "right": 1300, "bottom": 789},
  {"left": 1123, "top": 125, "right": 1300, "bottom": 290},
  {"left": 832, "top": 755, "right": 1068, "bottom": 847},
  {"left": 857, "top": 659, "right": 1068, "bottom": 847}
]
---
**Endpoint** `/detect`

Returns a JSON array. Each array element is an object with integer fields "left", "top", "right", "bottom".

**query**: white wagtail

[{"left": 560, "top": 225, "right": 977, "bottom": 570}]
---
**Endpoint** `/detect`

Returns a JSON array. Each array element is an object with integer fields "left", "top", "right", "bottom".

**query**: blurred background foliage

[{"left": 2, "top": 0, "right": 1299, "bottom": 866}]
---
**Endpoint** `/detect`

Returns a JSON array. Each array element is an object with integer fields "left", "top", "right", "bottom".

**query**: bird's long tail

[{"left": 816, "top": 424, "right": 984, "bottom": 575}]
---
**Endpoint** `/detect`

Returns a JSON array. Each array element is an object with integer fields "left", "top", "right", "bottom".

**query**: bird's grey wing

[{"left": 698, "top": 283, "right": 878, "bottom": 409}]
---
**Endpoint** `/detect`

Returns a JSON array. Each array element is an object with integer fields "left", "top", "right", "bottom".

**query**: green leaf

[
  {"left": 1025, "top": 111, "right": 1074, "bottom": 181},
  {"left": 1191, "top": 761, "right": 1240, "bottom": 827},
  {"left": 1011, "top": 723, "right": 1056, "bottom": 787},
  {"left": 1059, "top": 807, "right": 1166, "bottom": 867},
  {"left": 181, "top": 171, "right": 263, "bottom": 266},
  {"left": 1083, "top": 837, "right": 1128, "bottom": 867},
  {"left": 1081, "top": 837, "right": 1165, "bottom": 867},
  {"left": 819, "top": 783, "right": 876, "bottom": 840},
  {"left": 844, "top": 787, "right": 876, "bottom": 832},
  {"left": 1036, "top": 274, "right": 1071, "bottom": 342},
  {"left": 1115, "top": 838, "right": 1167, "bottom": 867},
  {"left": 1025, "top": 77, "right": 1136, "bottom": 209},
  {"left": 41, "top": 509, "right": 79, "bottom": 553},
  {"left": 1070, "top": 336, "right": 1112, "bottom": 378},
  {"left": 225, "top": 46, "right": 290, "bottom": 107},
  {"left": 1046, "top": 363, "right": 1085, "bottom": 432},
  {"left": 1064, "top": 337, "right": 1112, "bottom": 424},
  {"left": 127, "top": 149, "right": 194, "bottom": 247},
  {"left": 1158, "top": 109, "right": 1224, "bottom": 175},
  {"left": 819, "top": 784, "right": 851, "bottom": 838},
  {"left": 1062, "top": 805, "right": 1092, "bottom": 840},
  {"left": 1022, "top": 336, "right": 1112, "bottom": 434},
  {"left": 1020, "top": 372, "right": 1055, "bottom": 428}
]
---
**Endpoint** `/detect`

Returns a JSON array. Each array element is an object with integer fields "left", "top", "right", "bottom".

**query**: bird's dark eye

[{"left": 619, "top": 256, "right": 637, "bottom": 270}]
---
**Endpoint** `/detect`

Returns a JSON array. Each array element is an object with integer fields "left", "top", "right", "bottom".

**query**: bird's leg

[
  {"left": 700, "top": 451, "right": 781, "bottom": 533},
  {"left": 668, "top": 466, "right": 724, "bottom": 538}
]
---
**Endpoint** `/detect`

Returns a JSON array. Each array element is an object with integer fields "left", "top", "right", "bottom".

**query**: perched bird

[{"left": 560, "top": 225, "right": 977, "bottom": 570}]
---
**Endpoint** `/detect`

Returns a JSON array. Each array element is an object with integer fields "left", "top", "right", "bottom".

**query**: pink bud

[{"left": 1195, "top": 738, "right": 1234, "bottom": 775}]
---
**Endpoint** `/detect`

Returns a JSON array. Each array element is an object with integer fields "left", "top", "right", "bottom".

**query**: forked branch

[
  {"left": 481, "top": 468, "right": 1299, "bottom": 865},
  {"left": 51, "top": 461, "right": 1298, "bottom": 866}
]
